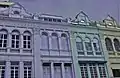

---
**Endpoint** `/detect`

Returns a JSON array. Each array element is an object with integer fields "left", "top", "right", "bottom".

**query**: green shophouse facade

[
  {"left": 69, "top": 11, "right": 109, "bottom": 78},
  {"left": 97, "top": 15, "right": 120, "bottom": 78}
]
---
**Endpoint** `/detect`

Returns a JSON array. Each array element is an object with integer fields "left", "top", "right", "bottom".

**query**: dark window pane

[
  {"left": 28, "top": 36, "right": 31, "bottom": 40},
  {"left": 12, "top": 35, "right": 15, "bottom": 39},
  {"left": 4, "top": 40, "right": 7, "bottom": 43},
  {"left": 28, "top": 41, "right": 30, "bottom": 45},
  {"left": 112, "top": 69, "right": 120, "bottom": 77},
  {"left": 16, "top": 45, "right": 19, "bottom": 48},
  {"left": 4, "top": 34, "right": 7, "bottom": 39},
  {"left": 1, "top": 34, "right": 3, "bottom": 39},
  {"left": 24, "top": 41, "right": 26, "bottom": 45},
  {"left": 16, "top": 35, "right": 19, "bottom": 39},
  {"left": 3, "top": 43, "right": 6, "bottom": 47},
  {"left": 24, "top": 45, "right": 26, "bottom": 48},
  {"left": 0, "top": 44, "right": 2, "bottom": 47},
  {"left": 0, "top": 40, "right": 2, "bottom": 44},
  {"left": 12, "top": 44, "right": 14, "bottom": 48},
  {"left": 23, "top": 36, "right": 26, "bottom": 40},
  {"left": 28, "top": 45, "right": 30, "bottom": 48},
  {"left": 16, "top": 41, "right": 19, "bottom": 45}
]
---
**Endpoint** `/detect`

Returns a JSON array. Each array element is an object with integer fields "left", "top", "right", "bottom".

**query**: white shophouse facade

[{"left": 0, "top": 1, "right": 74, "bottom": 78}]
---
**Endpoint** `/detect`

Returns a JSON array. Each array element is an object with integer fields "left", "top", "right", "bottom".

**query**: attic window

[
  {"left": 80, "top": 19, "right": 85, "bottom": 23},
  {"left": 53, "top": 19, "right": 57, "bottom": 22},
  {"left": 48, "top": 18, "right": 52, "bottom": 21},
  {"left": 57, "top": 19, "right": 61, "bottom": 22},
  {"left": 13, "top": 10, "right": 20, "bottom": 15},
  {"left": 108, "top": 22, "right": 112, "bottom": 26},
  {"left": 44, "top": 18, "right": 49, "bottom": 21}
]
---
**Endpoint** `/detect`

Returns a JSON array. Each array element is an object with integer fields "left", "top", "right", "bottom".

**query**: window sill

[
  {"left": 0, "top": 48, "right": 7, "bottom": 52},
  {"left": 49, "top": 49, "right": 59, "bottom": 51},
  {"left": 60, "top": 50, "right": 69, "bottom": 52},
  {"left": 10, "top": 48, "right": 20, "bottom": 53},
  {"left": 40, "top": 49, "right": 49, "bottom": 51},
  {"left": 23, "top": 49, "right": 32, "bottom": 53}
]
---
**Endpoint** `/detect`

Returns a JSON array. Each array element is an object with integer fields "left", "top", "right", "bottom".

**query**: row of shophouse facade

[{"left": 0, "top": 1, "right": 120, "bottom": 78}]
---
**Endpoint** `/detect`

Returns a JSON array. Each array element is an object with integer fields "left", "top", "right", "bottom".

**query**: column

[
  {"left": 33, "top": 28, "right": 41, "bottom": 78},
  {"left": 99, "top": 34, "right": 110, "bottom": 78},
  {"left": 51, "top": 62, "right": 54, "bottom": 78},
  {"left": 70, "top": 32, "right": 81, "bottom": 78},
  {"left": 20, "top": 34, "right": 23, "bottom": 53},
  {"left": 32, "top": 60, "right": 35, "bottom": 78},
  {"left": 7, "top": 33, "right": 11, "bottom": 53},
  {"left": 96, "top": 64, "right": 100, "bottom": 78},
  {"left": 87, "top": 64, "right": 91, "bottom": 78},
  {"left": 20, "top": 61, "right": 24, "bottom": 78},
  {"left": 82, "top": 40, "right": 87, "bottom": 56},
  {"left": 91, "top": 40, "right": 95, "bottom": 55},
  {"left": 61, "top": 63, "right": 65, "bottom": 78},
  {"left": 5, "top": 61, "right": 10, "bottom": 78}
]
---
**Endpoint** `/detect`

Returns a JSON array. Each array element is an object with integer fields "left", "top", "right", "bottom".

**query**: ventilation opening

[{"left": 0, "top": 4, "right": 9, "bottom": 8}]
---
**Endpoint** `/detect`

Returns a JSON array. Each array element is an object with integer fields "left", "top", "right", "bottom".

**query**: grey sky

[{"left": 12, "top": 0, "right": 120, "bottom": 22}]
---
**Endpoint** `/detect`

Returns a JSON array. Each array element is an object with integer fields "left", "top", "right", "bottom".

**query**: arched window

[
  {"left": 11, "top": 30, "right": 20, "bottom": 48},
  {"left": 41, "top": 32, "right": 49, "bottom": 49},
  {"left": 23, "top": 31, "right": 31, "bottom": 49},
  {"left": 0, "top": 29, "right": 8, "bottom": 48},
  {"left": 85, "top": 38, "right": 92, "bottom": 51},
  {"left": 105, "top": 38, "right": 113, "bottom": 51},
  {"left": 76, "top": 37, "right": 83, "bottom": 50},
  {"left": 93, "top": 38, "right": 100, "bottom": 51},
  {"left": 61, "top": 33, "right": 68, "bottom": 50},
  {"left": 114, "top": 38, "right": 120, "bottom": 51},
  {"left": 76, "top": 37, "right": 84, "bottom": 55},
  {"left": 51, "top": 33, "right": 59, "bottom": 50}
]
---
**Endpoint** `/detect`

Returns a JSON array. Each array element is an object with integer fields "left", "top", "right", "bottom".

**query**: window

[
  {"left": 24, "top": 62, "right": 32, "bottom": 78},
  {"left": 93, "top": 38, "right": 100, "bottom": 51},
  {"left": 14, "top": 10, "right": 20, "bottom": 15},
  {"left": 43, "top": 63, "right": 51, "bottom": 78},
  {"left": 64, "top": 63, "right": 72, "bottom": 78},
  {"left": 11, "top": 61, "right": 19, "bottom": 78},
  {"left": 89, "top": 64, "right": 98, "bottom": 78},
  {"left": 61, "top": 33, "right": 68, "bottom": 50},
  {"left": 76, "top": 37, "right": 84, "bottom": 55},
  {"left": 11, "top": 30, "right": 20, "bottom": 48},
  {"left": 51, "top": 33, "right": 59, "bottom": 50},
  {"left": 54, "top": 63, "right": 62, "bottom": 78},
  {"left": 85, "top": 38, "right": 93, "bottom": 55},
  {"left": 105, "top": 38, "right": 113, "bottom": 51},
  {"left": 41, "top": 32, "right": 49, "bottom": 49},
  {"left": 80, "top": 63, "right": 107, "bottom": 78},
  {"left": 98, "top": 64, "right": 107, "bottom": 78},
  {"left": 0, "top": 29, "right": 7, "bottom": 48},
  {"left": 0, "top": 61, "right": 5, "bottom": 78},
  {"left": 112, "top": 69, "right": 120, "bottom": 77},
  {"left": 114, "top": 38, "right": 120, "bottom": 51},
  {"left": 93, "top": 38, "right": 102, "bottom": 55},
  {"left": 80, "top": 63, "right": 88, "bottom": 78},
  {"left": 23, "top": 31, "right": 31, "bottom": 49}
]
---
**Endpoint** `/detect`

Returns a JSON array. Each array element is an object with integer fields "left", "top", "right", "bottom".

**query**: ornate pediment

[
  {"left": 102, "top": 15, "right": 118, "bottom": 27},
  {"left": 71, "top": 11, "right": 91, "bottom": 25},
  {"left": 0, "top": 1, "right": 32, "bottom": 19}
]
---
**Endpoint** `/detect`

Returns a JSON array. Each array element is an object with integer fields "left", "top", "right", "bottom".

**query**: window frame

[
  {"left": 61, "top": 33, "right": 68, "bottom": 51},
  {"left": 11, "top": 30, "right": 20, "bottom": 49},
  {"left": 23, "top": 31, "right": 31, "bottom": 49},
  {"left": 0, "top": 29, "right": 8, "bottom": 48},
  {"left": 41, "top": 32, "right": 49, "bottom": 50},
  {"left": 51, "top": 33, "right": 59, "bottom": 50},
  {"left": 105, "top": 38, "right": 113, "bottom": 51}
]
